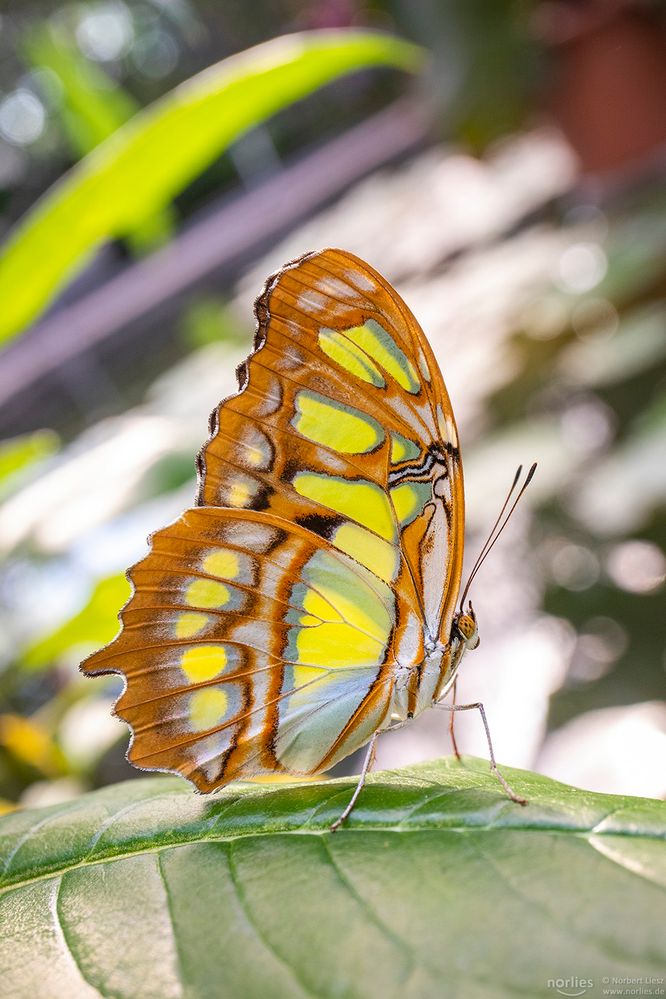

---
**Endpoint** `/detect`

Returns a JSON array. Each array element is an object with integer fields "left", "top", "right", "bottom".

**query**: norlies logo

[{"left": 547, "top": 977, "right": 594, "bottom": 997}]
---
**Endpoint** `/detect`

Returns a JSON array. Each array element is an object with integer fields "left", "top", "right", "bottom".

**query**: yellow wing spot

[
  {"left": 390, "top": 433, "right": 421, "bottom": 464},
  {"left": 201, "top": 549, "right": 240, "bottom": 580},
  {"left": 293, "top": 472, "right": 395, "bottom": 541},
  {"left": 391, "top": 482, "right": 431, "bottom": 526},
  {"left": 292, "top": 390, "right": 384, "bottom": 454},
  {"left": 285, "top": 549, "right": 394, "bottom": 710},
  {"left": 287, "top": 549, "right": 394, "bottom": 702},
  {"left": 333, "top": 522, "right": 399, "bottom": 584},
  {"left": 301, "top": 550, "right": 391, "bottom": 643},
  {"left": 227, "top": 481, "right": 252, "bottom": 507},
  {"left": 189, "top": 687, "right": 228, "bottom": 731},
  {"left": 298, "top": 587, "right": 341, "bottom": 624},
  {"left": 186, "top": 578, "right": 230, "bottom": 609},
  {"left": 343, "top": 320, "right": 420, "bottom": 394},
  {"left": 181, "top": 645, "right": 228, "bottom": 683},
  {"left": 175, "top": 612, "right": 209, "bottom": 639},
  {"left": 318, "top": 327, "right": 386, "bottom": 387},
  {"left": 243, "top": 428, "right": 273, "bottom": 470},
  {"left": 295, "top": 623, "right": 381, "bottom": 672},
  {"left": 246, "top": 446, "right": 265, "bottom": 468}
]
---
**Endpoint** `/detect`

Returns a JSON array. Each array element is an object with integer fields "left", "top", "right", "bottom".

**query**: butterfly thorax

[
  {"left": 390, "top": 641, "right": 445, "bottom": 723},
  {"left": 389, "top": 605, "right": 480, "bottom": 726}
]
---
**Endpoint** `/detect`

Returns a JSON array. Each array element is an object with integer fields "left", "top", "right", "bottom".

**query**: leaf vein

[
  {"left": 225, "top": 840, "right": 321, "bottom": 999},
  {"left": 51, "top": 875, "right": 106, "bottom": 998},
  {"left": 319, "top": 835, "right": 415, "bottom": 982}
]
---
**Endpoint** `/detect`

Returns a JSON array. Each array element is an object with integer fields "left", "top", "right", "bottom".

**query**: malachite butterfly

[{"left": 83, "top": 248, "right": 528, "bottom": 826}]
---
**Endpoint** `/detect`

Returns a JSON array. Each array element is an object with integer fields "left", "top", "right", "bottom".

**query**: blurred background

[{"left": 0, "top": 0, "right": 664, "bottom": 811}]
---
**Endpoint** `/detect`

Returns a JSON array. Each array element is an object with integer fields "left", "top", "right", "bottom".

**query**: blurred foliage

[
  {"left": 0, "top": 430, "right": 60, "bottom": 500},
  {"left": 180, "top": 294, "right": 249, "bottom": 351},
  {"left": 486, "top": 191, "right": 666, "bottom": 729},
  {"left": 22, "top": 573, "right": 131, "bottom": 672},
  {"left": 0, "top": 28, "right": 421, "bottom": 343},
  {"left": 0, "top": 712, "right": 67, "bottom": 781},
  {"left": 24, "top": 25, "right": 140, "bottom": 153},
  {"left": 391, "top": 0, "right": 538, "bottom": 147},
  {"left": 24, "top": 23, "right": 176, "bottom": 251}
]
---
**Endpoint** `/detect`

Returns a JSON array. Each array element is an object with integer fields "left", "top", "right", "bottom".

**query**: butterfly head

[{"left": 454, "top": 603, "right": 480, "bottom": 651}]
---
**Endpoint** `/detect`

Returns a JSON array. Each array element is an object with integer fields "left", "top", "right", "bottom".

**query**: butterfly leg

[
  {"left": 434, "top": 701, "right": 527, "bottom": 805},
  {"left": 448, "top": 679, "right": 462, "bottom": 761},
  {"left": 330, "top": 731, "right": 379, "bottom": 833}
]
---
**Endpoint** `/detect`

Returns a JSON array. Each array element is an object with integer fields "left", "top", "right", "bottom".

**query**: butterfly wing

[
  {"left": 82, "top": 249, "right": 465, "bottom": 787},
  {"left": 198, "top": 248, "right": 465, "bottom": 645},
  {"left": 83, "top": 508, "right": 415, "bottom": 787}
]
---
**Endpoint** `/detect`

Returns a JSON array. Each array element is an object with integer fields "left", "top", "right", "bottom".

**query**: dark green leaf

[{"left": 1, "top": 757, "right": 663, "bottom": 997}]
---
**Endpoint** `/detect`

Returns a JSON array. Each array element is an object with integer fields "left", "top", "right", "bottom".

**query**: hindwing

[{"left": 84, "top": 508, "right": 420, "bottom": 787}]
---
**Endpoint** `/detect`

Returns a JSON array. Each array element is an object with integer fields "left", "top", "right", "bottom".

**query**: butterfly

[{"left": 82, "top": 248, "right": 529, "bottom": 828}]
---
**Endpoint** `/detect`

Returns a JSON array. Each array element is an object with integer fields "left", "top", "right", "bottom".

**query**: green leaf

[
  {"left": 22, "top": 573, "right": 131, "bottom": 671},
  {"left": 0, "top": 758, "right": 663, "bottom": 998},
  {"left": 0, "top": 430, "right": 59, "bottom": 500},
  {"left": 24, "top": 25, "right": 175, "bottom": 253},
  {"left": 0, "top": 29, "right": 422, "bottom": 345},
  {"left": 24, "top": 26, "right": 140, "bottom": 154}
]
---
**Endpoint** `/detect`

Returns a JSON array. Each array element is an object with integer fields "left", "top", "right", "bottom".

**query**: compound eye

[
  {"left": 457, "top": 614, "right": 474, "bottom": 638},
  {"left": 456, "top": 613, "right": 480, "bottom": 649}
]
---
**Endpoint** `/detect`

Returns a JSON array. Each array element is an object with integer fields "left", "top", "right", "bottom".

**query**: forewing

[{"left": 198, "top": 248, "right": 465, "bottom": 642}]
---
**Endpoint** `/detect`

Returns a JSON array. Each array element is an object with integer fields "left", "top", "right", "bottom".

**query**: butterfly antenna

[
  {"left": 459, "top": 463, "right": 537, "bottom": 611},
  {"left": 458, "top": 464, "right": 523, "bottom": 610}
]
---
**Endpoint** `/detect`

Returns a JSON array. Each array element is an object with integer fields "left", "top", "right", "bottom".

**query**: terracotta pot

[{"left": 535, "top": 1, "right": 666, "bottom": 178}]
